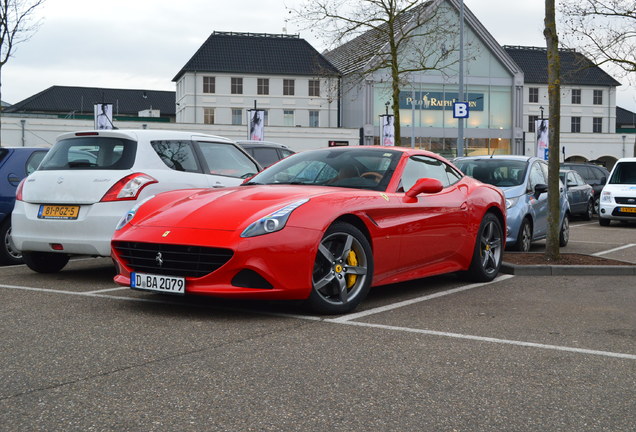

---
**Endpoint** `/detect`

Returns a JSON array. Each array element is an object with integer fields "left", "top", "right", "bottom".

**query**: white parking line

[
  {"left": 328, "top": 274, "right": 514, "bottom": 323},
  {"left": 84, "top": 287, "right": 130, "bottom": 294},
  {"left": 2, "top": 277, "right": 635, "bottom": 361},
  {"left": 592, "top": 244, "right": 636, "bottom": 256}
]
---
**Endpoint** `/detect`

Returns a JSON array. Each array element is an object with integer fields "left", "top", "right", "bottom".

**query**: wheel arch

[{"left": 331, "top": 214, "right": 373, "bottom": 249}]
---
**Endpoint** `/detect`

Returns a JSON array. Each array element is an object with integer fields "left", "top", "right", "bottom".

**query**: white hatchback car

[
  {"left": 598, "top": 157, "right": 636, "bottom": 226},
  {"left": 12, "top": 129, "right": 261, "bottom": 273}
]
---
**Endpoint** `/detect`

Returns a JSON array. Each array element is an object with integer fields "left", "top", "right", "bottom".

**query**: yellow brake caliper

[{"left": 346, "top": 250, "right": 358, "bottom": 288}]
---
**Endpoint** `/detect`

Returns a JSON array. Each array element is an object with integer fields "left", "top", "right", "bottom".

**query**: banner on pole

[
  {"left": 535, "top": 119, "right": 549, "bottom": 160},
  {"left": 248, "top": 110, "right": 265, "bottom": 141},
  {"left": 94, "top": 103, "right": 114, "bottom": 130},
  {"left": 380, "top": 114, "right": 395, "bottom": 146}
]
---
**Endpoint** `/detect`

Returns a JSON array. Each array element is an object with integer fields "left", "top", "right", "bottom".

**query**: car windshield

[
  {"left": 608, "top": 161, "right": 636, "bottom": 185},
  {"left": 38, "top": 137, "right": 136, "bottom": 170},
  {"left": 454, "top": 158, "right": 529, "bottom": 187},
  {"left": 243, "top": 148, "right": 401, "bottom": 191}
]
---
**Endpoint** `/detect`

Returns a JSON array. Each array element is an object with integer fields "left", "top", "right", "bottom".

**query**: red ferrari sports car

[{"left": 111, "top": 146, "right": 506, "bottom": 314}]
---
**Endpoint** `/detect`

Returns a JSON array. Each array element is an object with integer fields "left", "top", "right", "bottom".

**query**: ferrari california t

[{"left": 112, "top": 146, "right": 506, "bottom": 314}]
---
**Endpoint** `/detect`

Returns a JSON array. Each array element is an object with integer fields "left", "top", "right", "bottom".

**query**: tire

[
  {"left": 462, "top": 212, "right": 503, "bottom": 282},
  {"left": 583, "top": 200, "right": 593, "bottom": 221},
  {"left": 307, "top": 222, "right": 373, "bottom": 314},
  {"left": 559, "top": 214, "right": 570, "bottom": 247},
  {"left": 510, "top": 218, "right": 532, "bottom": 252},
  {"left": 23, "top": 251, "right": 70, "bottom": 273},
  {"left": 599, "top": 217, "right": 610, "bottom": 227},
  {"left": 0, "top": 219, "right": 23, "bottom": 265}
]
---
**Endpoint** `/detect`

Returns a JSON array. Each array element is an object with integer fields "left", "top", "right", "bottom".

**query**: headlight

[
  {"left": 600, "top": 190, "right": 612, "bottom": 203},
  {"left": 505, "top": 196, "right": 520, "bottom": 209},
  {"left": 115, "top": 195, "right": 155, "bottom": 230},
  {"left": 241, "top": 199, "right": 309, "bottom": 238}
]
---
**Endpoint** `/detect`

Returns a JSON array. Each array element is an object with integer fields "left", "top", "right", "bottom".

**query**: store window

[
  {"left": 232, "top": 108, "right": 242, "bottom": 125},
  {"left": 309, "top": 110, "right": 319, "bottom": 127},
  {"left": 283, "top": 110, "right": 294, "bottom": 126}
]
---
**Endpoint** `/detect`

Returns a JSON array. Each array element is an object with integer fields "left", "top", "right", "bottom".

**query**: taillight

[
  {"left": 16, "top": 178, "right": 26, "bottom": 201},
  {"left": 100, "top": 173, "right": 157, "bottom": 202}
]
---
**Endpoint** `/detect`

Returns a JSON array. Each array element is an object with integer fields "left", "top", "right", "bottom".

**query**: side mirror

[
  {"left": 534, "top": 183, "right": 548, "bottom": 198},
  {"left": 404, "top": 178, "right": 444, "bottom": 203}
]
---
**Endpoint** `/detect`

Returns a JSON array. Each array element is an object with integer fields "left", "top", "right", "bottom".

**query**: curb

[{"left": 501, "top": 262, "right": 636, "bottom": 276}]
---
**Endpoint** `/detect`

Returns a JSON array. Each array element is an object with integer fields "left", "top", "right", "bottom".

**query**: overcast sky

[{"left": 2, "top": 0, "right": 634, "bottom": 111}]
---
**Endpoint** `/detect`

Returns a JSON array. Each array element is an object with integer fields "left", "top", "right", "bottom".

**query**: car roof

[{"left": 56, "top": 129, "right": 236, "bottom": 144}]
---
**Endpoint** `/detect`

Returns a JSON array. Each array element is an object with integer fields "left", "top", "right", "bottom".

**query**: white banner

[
  {"left": 380, "top": 115, "right": 395, "bottom": 146},
  {"left": 535, "top": 119, "right": 549, "bottom": 160},
  {"left": 94, "top": 103, "right": 113, "bottom": 130},
  {"left": 248, "top": 110, "right": 265, "bottom": 141}
]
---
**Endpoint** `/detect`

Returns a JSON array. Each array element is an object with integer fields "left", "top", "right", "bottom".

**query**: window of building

[
  {"left": 232, "top": 108, "right": 243, "bottom": 125},
  {"left": 257, "top": 78, "right": 269, "bottom": 95},
  {"left": 593, "top": 90, "right": 603, "bottom": 105},
  {"left": 283, "top": 110, "right": 294, "bottom": 126},
  {"left": 204, "top": 108, "right": 215, "bottom": 125},
  {"left": 529, "top": 87, "right": 539, "bottom": 103},
  {"left": 231, "top": 77, "right": 243, "bottom": 95},
  {"left": 309, "top": 110, "right": 319, "bottom": 127},
  {"left": 283, "top": 79, "right": 295, "bottom": 96},
  {"left": 571, "top": 89, "right": 581, "bottom": 104},
  {"left": 203, "top": 77, "right": 215, "bottom": 94},
  {"left": 593, "top": 117, "right": 603, "bottom": 133},
  {"left": 309, "top": 79, "right": 320, "bottom": 97},
  {"left": 528, "top": 115, "right": 538, "bottom": 132},
  {"left": 571, "top": 116, "right": 581, "bottom": 133}
]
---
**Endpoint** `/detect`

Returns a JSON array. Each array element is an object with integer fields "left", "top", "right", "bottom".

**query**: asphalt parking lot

[{"left": 1, "top": 219, "right": 635, "bottom": 431}]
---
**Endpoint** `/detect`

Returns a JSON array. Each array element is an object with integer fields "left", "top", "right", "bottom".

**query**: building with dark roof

[
  {"left": 4, "top": 86, "right": 175, "bottom": 122},
  {"left": 504, "top": 45, "right": 627, "bottom": 165},
  {"left": 172, "top": 32, "right": 341, "bottom": 128}
]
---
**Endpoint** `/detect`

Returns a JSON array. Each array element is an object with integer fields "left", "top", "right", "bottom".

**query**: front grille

[
  {"left": 615, "top": 197, "right": 636, "bottom": 205},
  {"left": 113, "top": 241, "right": 233, "bottom": 277}
]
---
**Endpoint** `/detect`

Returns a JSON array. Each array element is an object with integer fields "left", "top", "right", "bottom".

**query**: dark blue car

[{"left": 0, "top": 147, "right": 48, "bottom": 264}]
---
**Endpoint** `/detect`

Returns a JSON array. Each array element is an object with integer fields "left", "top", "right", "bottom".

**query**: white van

[{"left": 598, "top": 157, "right": 636, "bottom": 226}]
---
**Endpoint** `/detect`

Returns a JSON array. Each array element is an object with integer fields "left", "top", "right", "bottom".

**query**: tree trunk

[{"left": 544, "top": 0, "right": 561, "bottom": 260}]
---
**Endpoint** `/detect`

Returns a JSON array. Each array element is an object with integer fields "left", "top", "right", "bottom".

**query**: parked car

[
  {"left": 454, "top": 155, "right": 570, "bottom": 252},
  {"left": 0, "top": 147, "right": 48, "bottom": 264},
  {"left": 236, "top": 140, "right": 295, "bottom": 167},
  {"left": 12, "top": 130, "right": 261, "bottom": 273},
  {"left": 111, "top": 146, "right": 506, "bottom": 314},
  {"left": 560, "top": 162, "right": 609, "bottom": 213},
  {"left": 598, "top": 157, "right": 636, "bottom": 226},
  {"left": 559, "top": 169, "right": 595, "bottom": 220}
]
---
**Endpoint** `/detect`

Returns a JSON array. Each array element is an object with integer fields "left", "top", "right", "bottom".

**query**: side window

[
  {"left": 529, "top": 162, "right": 546, "bottom": 190},
  {"left": 197, "top": 141, "right": 259, "bottom": 178},
  {"left": 151, "top": 140, "right": 201, "bottom": 173},
  {"left": 399, "top": 155, "right": 459, "bottom": 191},
  {"left": 573, "top": 172, "right": 586, "bottom": 186},
  {"left": 26, "top": 150, "right": 48, "bottom": 175},
  {"left": 251, "top": 148, "right": 280, "bottom": 167},
  {"left": 280, "top": 149, "right": 294, "bottom": 159}
]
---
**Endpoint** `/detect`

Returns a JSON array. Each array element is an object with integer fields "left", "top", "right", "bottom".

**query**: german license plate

[
  {"left": 38, "top": 205, "right": 80, "bottom": 220},
  {"left": 131, "top": 272, "right": 185, "bottom": 294},
  {"left": 619, "top": 207, "right": 636, "bottom": 213}
]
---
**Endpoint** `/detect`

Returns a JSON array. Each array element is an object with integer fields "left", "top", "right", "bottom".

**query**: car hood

[
  {"left": 498, "top": 184, "right": 526, "bottom": 199},
  {"left": 132, "top": 185, "right": 345, "bottom": 231}
]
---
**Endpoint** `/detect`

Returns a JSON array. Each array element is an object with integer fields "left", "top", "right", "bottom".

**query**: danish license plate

[
  {"left": 131, "top": 272, "right": 185, "bottom": 294},
  {"left": 38, "top": 205, "right": 80, "bottom": 220},
  {"left": 619, "top": 207, "right": 636, "bottom": 213}
]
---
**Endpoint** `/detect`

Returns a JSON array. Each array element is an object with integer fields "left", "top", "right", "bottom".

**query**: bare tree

[
  {"left": 544, "top": 0, "right": 562, "bottom": 261},
  {"left": 291, "top": 0, "right": 460, "bottom": 146},
  {"left": 0, "top": 0, "right": 45, "bottom": 129},
  {"left": 560, "top": 0, "right": 635, "bottom": 82}
]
